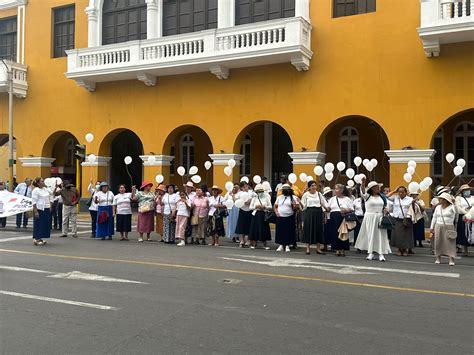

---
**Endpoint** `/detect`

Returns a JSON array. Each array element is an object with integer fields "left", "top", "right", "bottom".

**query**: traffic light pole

[{"left": 76, "top": 158, "right": 81, "bottom": 213}]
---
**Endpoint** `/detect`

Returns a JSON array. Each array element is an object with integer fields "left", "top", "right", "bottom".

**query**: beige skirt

[{"left": 434, "top": 224, "right": 456, "bottom": 258}]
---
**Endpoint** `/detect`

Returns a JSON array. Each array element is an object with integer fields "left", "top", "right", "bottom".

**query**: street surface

[{"left": 0, "top": 216, "right": 473, "bottom": 354}]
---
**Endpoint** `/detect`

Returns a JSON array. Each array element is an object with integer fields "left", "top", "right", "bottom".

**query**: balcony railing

[
  {"left": 418, "top": 0, "right": 474, "bottom": 57},
  {"left": 66, "top": 17, "right": 312, "bottom": 91},
  {"left": 0, "top": 60, "right": 28, "bottom": 98}
]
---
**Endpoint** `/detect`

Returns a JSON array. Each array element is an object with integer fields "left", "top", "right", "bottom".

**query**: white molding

[
  {"left": 208, "top": 154, "right": 244, "bottom": 166},
  {"left": 140, "top": 155, "right": 174, "bottom": 167},
  {"left": 288, "top": 151, "right": 326, "bottom": 165},
  {"left": 0, "top": 60, "right": 28, "bottom": 98},
  {"left": 384, "top": 149, "right": 436, "bottom": 163},
  {"left": 0, "top": 0, "right": 27, "bottom": 10},
  {"left": 137, "top": 72, "right": 157, "bottom": 86},
  {"left": 81, "top": 156, "right": 111, "bottom": 167},
  {"left": 18, "top": 157, "right": 55, "bottom": 168}
]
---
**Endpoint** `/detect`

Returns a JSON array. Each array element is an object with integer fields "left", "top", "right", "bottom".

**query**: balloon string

[{"left": 125, "top": 165, "right": 133, "bottom": 190}]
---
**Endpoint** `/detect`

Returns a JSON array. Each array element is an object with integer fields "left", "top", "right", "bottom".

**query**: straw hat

[
  {"left": 367, "top": 181, "right": 383, "bottom": 190},
  {"left": 99, "top": 181, "right": 109, "bottom": 188},
  {"left": 211, "top": 185, "right": 223, "bottom": 193},
  {"left": 438, "top": 192, "right": 454, "bottom": 204},
  {"left": 183, "top": 181, "right": 195, "bottom": 190},
  {"left": 323, "top": 187, "right": 332, "bottom": 195},
  {"left": 156, "top": 184, "right": 166, "bottom": 192},
  {"left": 254, "top": 184, "right": 265, "bottom": 193},
  {"left": 281, "top": 184, "right": 292, "bottom": 190},
  {"left": 459, "top": 184, "right": 470, "bottom": 192},
  {"left": 140, "top": 181, "right": 153, "bottom": 190}
]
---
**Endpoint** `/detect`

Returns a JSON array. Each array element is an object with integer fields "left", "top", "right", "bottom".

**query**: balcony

[
  {"left": 418, "top": 0, "right": 474, "bottom": 57},
  {"left": 0, "top": 60, "right": 28, "bottom": 98},
  {"left": 66, "top": 17, "right": 312, "bottom": 92}
]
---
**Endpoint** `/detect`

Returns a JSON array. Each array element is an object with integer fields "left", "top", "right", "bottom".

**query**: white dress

[{"left": 355, "top": 194, "right": 391, "bottom": 255}]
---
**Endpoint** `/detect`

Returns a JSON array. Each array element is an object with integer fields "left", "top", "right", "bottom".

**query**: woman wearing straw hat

[
  {"left": 249, "top": 184, "right": 272, "bottom": 250},
  {"left": 113, "top": 184, "right": 132, "bottom": 241},
  {"left": 208, "top": 185, "right": 226, "bottom": 246},
  {"left": 274, "top": 184, "right": 300, "bottom": 253},
  {"left": 356, "top": 180, "right": 391, "bottom": 261},
  {"left": 162, "top": 184, "right": 179, "bottom": 244},
  {"left": 386, "top": 186, "right": 414, "bottom": 257},
  {"left": 455, "top": 184, "right": 473, "bottom": 256},
  {"left": 154, "top": 184, "right": 167, "bottom": 242},
  {"left": 430, "top": 192, "right": 457, "bottom": 265},
  {"left": 132, "top": 181, "right": 155, "bottom": 242},
  {"left": 94, "top": 182, "right": 115, "bottom": 240}
]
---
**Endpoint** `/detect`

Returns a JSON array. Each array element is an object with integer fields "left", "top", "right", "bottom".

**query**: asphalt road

[{"left": 0, "top": 218, "right": 473, "bottom": 354}]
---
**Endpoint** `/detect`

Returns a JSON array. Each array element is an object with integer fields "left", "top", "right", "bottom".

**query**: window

[
  {"left": 236, "top": 0, "right": 295, "bottom": 25},
  {"left": 454, "top": 122, "right": 474, "bottom": 176},
  {"left": 53, "top": 5, "right": 75, "bottom": 58},
  {"left": 163, "top": 0, "right": 217, "bottom": 36},
  {"left": 432, "top": 129, "right": 443, "bottom": 177},
  {"left": 170, "top": 144, "right": 176, "bottom": 175},
  {"left": 180, "top": 134, "right": 195, "bottom": 172},
  {"left": 0, "top": 17, "right": 17, "bottom": 61},
  {"left": 333, "top": 0, "right": 376, "bottom": 18},
  {"left": 340, "top": 127, "right": 358, "bottom": 169},
  {"left": 102, "top": 0, "right": 147, "bottom": 45},
  {"left": 240, "top": 134, "right": 251, "bottom": 176}
]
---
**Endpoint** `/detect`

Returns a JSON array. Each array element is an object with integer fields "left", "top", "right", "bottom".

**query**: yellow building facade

[{"left": 0, "top": 0, "right": 473, "bottom": 204}]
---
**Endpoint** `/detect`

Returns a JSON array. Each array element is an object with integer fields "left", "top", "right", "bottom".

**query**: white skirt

[{"left": 355, "top": 212, "right": 391, "bottom": 255}]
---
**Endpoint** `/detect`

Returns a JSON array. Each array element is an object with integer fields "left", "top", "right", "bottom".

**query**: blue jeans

[{"left": 16, "top": 212, "right": 28, "bottom": 228}]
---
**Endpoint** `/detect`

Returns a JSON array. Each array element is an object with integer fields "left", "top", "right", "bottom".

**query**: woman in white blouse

[
  {"left": 327, "top": 184, "right": 354, "bottom": 256},
  {"left": 274, "top": 184, "right": 300, "bottom": 253},
  {"left": 301, "top": 180, "right": 329, "bottom": 255},
  {"left": 113, "top": 184, "right": 132, "bottom": 241},
  {"left": 430, "top": 193, "right": 457, "bottom": 266},
  {"left": 162, "top": 184, "right": 179, "bottom": 244},
  {"left": 235, "top": 182, "right": 253, "bottom": 248},
  {"left": 225, "top": 184, "right": 240, "bottom": 242},
  {"left": 31, "top": 177, "right": 52, "bottom": 246},
  {"left": 455, "top": 184, "right": 473, "bottom": 256},
  {"left": 249, "top": 184, "right": 272, "bottom": 250},
  {"left": 208, "top": 185, "right": 226, "bottom": 247},
  {"left": 386, "top": 186, "right": 414, "bottom": 257},
  {"left": 94, "top": 182, "right": 115, "bottom": 240}
]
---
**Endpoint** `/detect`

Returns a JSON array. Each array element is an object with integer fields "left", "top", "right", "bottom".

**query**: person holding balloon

[
  {"left": 224, "top": 183, "right": 240, "bottom": 242},
  {"left": 132, "top": 182, "right": 156, "bottom": 242},
  {"left": 94, "top": 182, "right": 115, "bottom": 240},
  {"left": 162, "top": 184, "right": 179, "bottom": 244},
  {"left": 455, "top": 184, "right": 473, "bottom": 256},
  {"left": 234, "top": 181, "right": 253, "bottom": 247},
  {"left": 87, "top": 180, "right": 101, "bottom": 238},
  {"left": 249, "top": 184, "right": 272, "bottom": 250}
]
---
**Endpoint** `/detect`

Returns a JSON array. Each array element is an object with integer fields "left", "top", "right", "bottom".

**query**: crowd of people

[{"left": 2, "top": 175, "right": 473, "bottom": 266}]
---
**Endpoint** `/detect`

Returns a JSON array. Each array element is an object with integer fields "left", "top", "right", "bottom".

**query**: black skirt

[
  {"left": 235, "top": 209, "right": 252, "bottom": 235},
  {"left": 302, "top": 207, "right": 324, "bottom": 244},
  {"left": 249, "top": 210, "right": 271, "bottom": 242},
  {"left": 413, "top": 218, "right": 425, "bottom": 242},
  {"left": 456, "top": 214, "right": 468, "bottom": 246},
  {"left": 208, "top": 215, "right": 225, "bottom": 237},
  {"left": 329, "top": 211, "right": 349, "bottom": 250},
  {"left": 275, "top": 215, "right": 296, "bottom": 246},
  {"left": 116, "top": 214, "right": 132, "bottom": 233}
]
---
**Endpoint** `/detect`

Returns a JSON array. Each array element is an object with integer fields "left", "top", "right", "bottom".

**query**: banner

[{"left": 0, "top": 191, "right": 33, "bottom": 218}]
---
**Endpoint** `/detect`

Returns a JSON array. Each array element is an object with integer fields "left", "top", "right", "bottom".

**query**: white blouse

[
  {"left": 388, "top": 196, "right": 413, "bottom": 219},
  {"left": 301, "top": 191, "right": 329, "bottom": 210},
  {"left": 430, "top": 205, "right": 457, "bottom": 229},
  {"left": 353, "top": 198, "right": 364, "bottom": 216},
  {"left": 274, "top": 195, "right": 299, "bottom": 217},
  {"left": 236, "top": 191, "right": 253, "bottom": 212},
  {"left": 176, "top": 199, "right": 190, "bottom": 217},
  {"left": 249, "top": 194, "right": 272, "bottom": 215},
  {"left": 162, "top": 193, "right": 179, "bottom": 215},
  {"left": 96, "top": 191, "right": 114, "bottom": 206},
  {"left": 328, "top": 196, "right": 354, "bottom": 212},
  {"left": 32, "top": 187, "right": 51, "bottom": 211},
  {"left": 113, "top": 193, "right": 132, "bottom": 215},
  {"left": 208, "top": 195, "right": 224, "bottom": 216},
  {"left": 455, "top": 196, "right": 473, "bottom": 215}
]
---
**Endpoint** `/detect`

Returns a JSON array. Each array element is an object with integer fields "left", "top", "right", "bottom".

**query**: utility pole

[{"left": 1, "top": 59, "right": 14, "bottom": 192}]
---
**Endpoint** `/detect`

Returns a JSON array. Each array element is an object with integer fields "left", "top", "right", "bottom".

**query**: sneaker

[
  {"left": 285, "top": 246, "right": 291, "bottom": 253},
  {"left": 177, "top": 240, "right": 185, "bottom": 247},
  {"left": 138, "top": 238, "right": 143, "bottom": 242},
  {"left": 263, "top": 246, "right": 270, "bottom": 250},
  {"left": 449, "top": 261, "right": 455, "bottom": 266},
  {"left": 379, "top": 254, "right": 386, "bottom": 262},
  {"left": 250, "top": 245, "right": 255, "bottom": 250},
  {"left": 366, "top": 253, "right": 374, "bottom": 261},
  {"left": 435, "top": 260, "right": 441, "bottom": 264},
  {"left": 276, "top": 245, "right": 284, "bottom": 252}
]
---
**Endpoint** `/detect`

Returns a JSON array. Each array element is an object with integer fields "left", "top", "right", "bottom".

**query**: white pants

[{"left": 62, "top": 205, "right": 77, "bottom": 235}]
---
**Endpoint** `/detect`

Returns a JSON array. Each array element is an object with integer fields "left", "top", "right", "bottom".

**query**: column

[
  {"left": 295, "top": 0, "right": 310, "bottom": 22},
  {"left": 218, "top": 0, "right": 235, "bottom": 28},
  {"left": 288, "top": 151, "right": 326, "bottom": 191},
  {"left": 146, "top": 0, "right": 161, "bottom": 39},
  {"left": 85, "top": 6, "right": 99, "bottom": 47},
  {"left": 385, "top": 149, "right": 435, "bottom": 205},
  {"left": 139, "top": 154, "right": 174, "bottom": 186},
  {"left": 208, "top": 153, "right": 244, "bottom": 190},
  {"left": 18, "top": 157, "right": 55, "bottom": 180},
  {"left": 263, "top": 122, "right": 272, "bottom": 181}
]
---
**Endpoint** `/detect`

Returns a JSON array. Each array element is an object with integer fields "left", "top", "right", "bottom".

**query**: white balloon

[
  {"left": 87, "top": 154, "right": 96, "bottom": 164},
  {"left": 240, "top": 176, "right": 249, "bottom": 183},
  {"left": 363, "top": 159, "right": 370, "bottom": 167},
  {"left": 354, "top": 174, "right": 362, "bottom": 184},
  {"left": 359, "top": 174, "right": 366, "bottom": 180},
  {"left": 55, "top": 177, "right": 62, "bottom": 186},
  {"left": 189, "top": 166, "right": 198, "bottom": 175},
  {"left": 299, "top": 173, "right": 307, "bottom": 183},
  {"left": 306, "top": 175, "right": 314, "bottom": 182},
  {"left": 336, "top": 161, "right": 346, "bottom": 172},
  {"left": 325, "top": 172, "right": 334, "bottom": 181},
  {"left": 225, "top": 199, "right": 234, "bottom": 209},
  {"left": 240, "top": 192, "right": 250, "bottom": 202},
  {"left": 228, "top": 159, "right": 236, "bottom": 169},
  {"left": 85, "top": 133, "right": 94, "bottom": 143},
  {"left": 354, "top": 156, "right": 362, "bottom": 167},
  {"left": 457, "top": 158, "right": 466, "bottom": 168},
  {"left": 155, "top": 174, "right": 164, "bottom": 184},
  {"left": 225, "top": 181, "right": 234, "bottom": 192},
  {"left": 44, "top": 178, "right": 52, "bottom": 187},
  {"left": 408, "top": 182, "right": 419, "bottom": 194},
  {"left": 346, "top": 168, "right": 355, "bottom": 179},
  {"left": 204, "top": 161, "right": 212, "bottom": 170},
  {"left": 191, "top": 175, "right": 201, "bottom": 184},
  {"left": 366, "top": 162, "right": 374, "bottom": 172},
  {"left": 445, "top": 153, "right": 455, "bottom": 163},
  {"left": 288, "top": 173, "right": 297, "bottom": 184},
  {"left": 407, "top": 166, "right": 415, "bottom": 175},
  {"left": 419, "top": 181, "right": 429, "bottom": 192},
  {"left": 423, "top": 177, "right": 433, "bottom": 186},
  {"left": 407, "top": 160, "right": 417, "bottom": 168},
  {"left": 253, "top": 175, "right": 262, "bottom": 184},
  {"left": 314, "top": 166, "right": 324, "bottom": 176},
  {"left": 370, "top": 159, "right": 378, "bottom": 168},
  {"left": 324, "top": 163, "right": 335, "bottom": 173},
  {"left": 124, "top": 156, "right": 132, "bottom": 165},
  {"left": 148, "top": 156, "right": 156, "bottom": 164},
  {"left": 224, "top": 166, "right": 233, "bottom": 177},
  {"left": 234, "top": 199, "right": 245, "bottom": 209},
  {"left": 262, "top": 181, "right": 271, "bottom": 191},
  {"left": 453, "top": 166, "right": 463, "bottom": 176},
  {"left": 177, "top": 166, "right": 186, "bottom": 176},
  {"left": 347, "top": 180, "right": 355, "bottom": 187},
  {"left": 403, "top": 173, "right": 412, "bottom": 183}
]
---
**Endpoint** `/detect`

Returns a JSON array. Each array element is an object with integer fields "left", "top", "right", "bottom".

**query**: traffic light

[{"left": 75, "top": 144, "right": 86, "bottom": 162}]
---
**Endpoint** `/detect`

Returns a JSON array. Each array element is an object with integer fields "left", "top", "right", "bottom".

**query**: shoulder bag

[
  {"left": 440, "top": 207, "right": 457, "bottom": 240},
  {"left": 336, "top": 197, "right": 357, "bottom": 222},
  {"left": 378, "top": 195, "right": 394, "bottom": 229},
  {"left": 191, "top": 203, "right": 200, "bottom": 226},
  {"left": 399, "top": 198, "right": 412, "bottom": 227}
]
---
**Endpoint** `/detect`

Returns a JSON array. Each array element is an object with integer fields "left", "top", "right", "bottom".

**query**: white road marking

[
  {"left": 0, "top": 236, "right": 32, "bottom": 243},
  {"left": 0, "top": 290, "right": 119, "bottom": 310},
  {"left": 48, "top": 271, "right": 146, "bottom": 284},
  {"left": 0, "top": 265, "right": 51, "bottom": 274},
  {"left": 220, "top": 255, "right": 460, "bottom": 278}
]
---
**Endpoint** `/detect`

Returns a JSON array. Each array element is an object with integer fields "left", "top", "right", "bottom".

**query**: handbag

[
  {"left": 399, "top": 198, "right": 412, "bottom": 227},
  {"left": 336, "top": 197, "right": 357, "bottom": 222},
  {"left": 440, "top": 207, "right": 457, "bottom": 240},
  {"left": 191, "top": 204, "right": 200, "bottom": 226},
  {"left": 379, "top": 215, "right": 395, "bottom": 230},
  {"left": 138, "top": 204, "right": 153, "bottom": 213}
]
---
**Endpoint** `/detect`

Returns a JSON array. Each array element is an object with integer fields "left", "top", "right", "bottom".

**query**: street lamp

[{"left": 1, "top": 59, "right": 14, "bottom": 192}]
